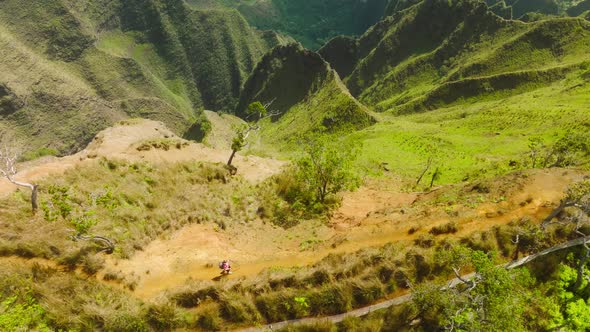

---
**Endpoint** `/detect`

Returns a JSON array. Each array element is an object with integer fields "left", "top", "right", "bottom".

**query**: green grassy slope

[
  {"left": 385, "top": 0, "right": 422, "bottom": 16},
  {"left": 567, "top": 0, "right": 590, "bottom": 15},
  {"left": 350, "top": 71, "right": 590, "bottom": 184},
  {"left": 312, "top": 0, "right": 590, "bottom": 184},
  {"left": 119, "top": 0, "right": 287, "bottom": 111},
  {"left": 0, "top": 0, "right": 284, "bottom": 154}
]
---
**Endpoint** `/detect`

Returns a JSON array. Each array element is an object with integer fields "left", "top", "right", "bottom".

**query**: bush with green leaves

[
  {"left": 547, "top": 256, "right": 590, "bottom": 331},
  {"left": 41, "top": 185, "right": 100, "bottom": 235},
  {"left": 0, "top": 294, "right": 52, "bottom": 332},
  {"left": 41, "top": 185, "right": 73, "bottom": 222},
  {"left": 279, "top": 133, "right": 360, "bottom": 215}
]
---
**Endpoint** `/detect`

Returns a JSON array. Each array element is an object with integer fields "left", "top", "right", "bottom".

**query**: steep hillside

[
  {"left": 319, "top": 0, "right": 590, "bottom": 115},
  {"left": 212, "top": 0, "right": 390, "bottom": 50},
  {"left": 236, "top": 44, "right": 375, "bottom": 142},
  {"left": 0, "top": 0, "right": 284, "bottom": 154}
]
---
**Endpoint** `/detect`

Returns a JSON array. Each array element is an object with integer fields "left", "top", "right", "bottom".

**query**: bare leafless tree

[{"left": 0, "top": 132, "right": 38, "bottom": 214}]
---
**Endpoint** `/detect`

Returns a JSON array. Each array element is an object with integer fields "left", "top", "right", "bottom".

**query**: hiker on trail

[{"left": 219, "top": 259, "right": 231, "bottom": 274}]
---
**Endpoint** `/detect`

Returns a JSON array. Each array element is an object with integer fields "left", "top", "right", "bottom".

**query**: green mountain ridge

[
  {"left": 0, "top": 0, "right": 286, "bottom": 154},
  {"left": 236, "top": 43, "right": 375, "bottom": 141},
  {"left": 485, "top": 0, "right": 590, "bottom": 18},
  {"left": 319, "top": 0, "right": 590, "bottom": 115}
]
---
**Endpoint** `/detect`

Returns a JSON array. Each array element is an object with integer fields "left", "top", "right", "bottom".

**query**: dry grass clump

[
  {"left": 429, "top": 221, "right": 459, "bottom": 235},
  {"left": 194, "top": 302, "right": 223, "bottom": 331},
  {"left": 146, "top": 303, "right": 181, "bottom": 331},
  {"left": 414, "top": 234, "right": 436, "bottom": 248},
  {"left": 136, "top": 138, "right": 190, "bottom": 151},
  {"left": 172, "top": 285, "right": 221, "bottom": 308},
  {"left": 219, "top": 294, "right": 262, "bottom": 324}
]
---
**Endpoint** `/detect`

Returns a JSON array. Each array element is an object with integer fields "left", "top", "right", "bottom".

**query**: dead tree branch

[
  {"left": 0, "top": 134, "right": 38, "bottom": 214},
  {"left": 72, "top": 234, "right": 115, "bottom": 254},
  {"left": 416, "top": 156, "right": 433, "bottom": 186},
  {"left": 452, "top": 267, "right": 479, "bottom": 293}
]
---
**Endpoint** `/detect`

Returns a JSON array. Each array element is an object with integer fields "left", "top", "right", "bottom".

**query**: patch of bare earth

[{"left": 0, "top": 119, "right": 285, "bottom": 197}]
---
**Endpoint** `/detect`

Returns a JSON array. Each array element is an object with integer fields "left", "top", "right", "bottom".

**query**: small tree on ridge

[{"left": 227, "top": 101, "right": 278, "bottom": 172}]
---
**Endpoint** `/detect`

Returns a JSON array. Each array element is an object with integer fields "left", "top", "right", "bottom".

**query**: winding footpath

[{"left": 237, "top": 236, "right": 589, "bottom": 331}]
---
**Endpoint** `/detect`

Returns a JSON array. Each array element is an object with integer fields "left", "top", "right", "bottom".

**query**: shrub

[
  {"left": 414, "top": 234, "right": 436, "bottom": 248},
  {"left": 295, "top": 135, "right": 359, "bottom": 203},
  {"left": 198, "top": 163, "right": 228, "bottom": 183},
  {"left": 276, "top": 134, "right": 360, "bottom": 219},
  {"left": 172, "top": 286, "right": 221, "bottom": 308},
  {"left": 269, "top": 275, "right": 299, "bottom": 290},
  {"left": 255, "top": 292, "right": 297, "bottom": 322},
  {"left": 219, "top": 296, "right": 260, "bottom": 324},
  {"left": 102, "top": 271, "right": 124, "bottom": 282},
  {"left": 81, "top": 254, "right": 104, "bottom": 275},
  {"left": 460, "top": 231, "right": 497, "bottom": 252},
  {"left": 406, "top": 252, "right": 433, "bottom": 282},
  {"left": 304, "top": 269, "right": 332, "bottom": 286},
  {"left": 0, "top": 294, "right": 52, "bottom": 332},
  {"left": 377, "top": 264, "right": 395, "bottom": 284},
  {"left": 135, "top": 138, "right": 189, "bottom": 152}
]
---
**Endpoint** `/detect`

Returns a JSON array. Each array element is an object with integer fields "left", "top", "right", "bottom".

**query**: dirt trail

[
  {"left": 109, "top": 168, "right": 587, "bottom": 300},
  {"left": 0, "top": 119, "right": 285, "bottom": 197}
]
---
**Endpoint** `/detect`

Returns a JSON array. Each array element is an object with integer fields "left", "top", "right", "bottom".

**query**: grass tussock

[
  {"left": 135, "top": 138, "right": 190, "bottom": 152},
  {"left": 429, "top": 221, "right": 459, "bottom": 235}
]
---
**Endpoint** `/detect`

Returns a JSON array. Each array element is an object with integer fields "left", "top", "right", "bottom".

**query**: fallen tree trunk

[{"left": 72, "top": 234, "right": 115, "bottom": 254}]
